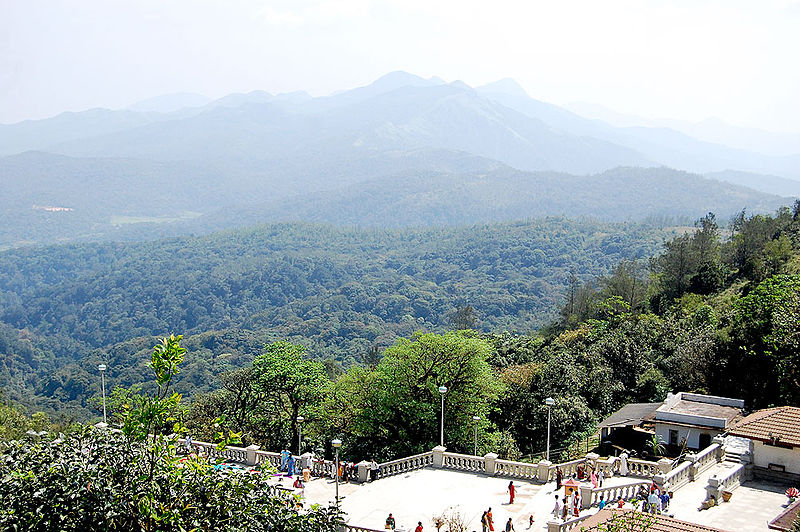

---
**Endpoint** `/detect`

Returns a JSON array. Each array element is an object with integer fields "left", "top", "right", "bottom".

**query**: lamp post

[
  {"left": 438, "top": 385, "right": 448, "bottom": 447},
  {"left": 473, "top": 415, "right": 480, "bottom": 456},
  {"left": 332, "top": 438, "right": 342, "bottom": 507},
  {"left": 545, "top": 397, "right": 555, "bottom": 461},
  {"left": 297, "top": 416, "right": 304, "bottom": 456},
  {"left": 98, "top": 364, "right": 107, "bottom": 424}
]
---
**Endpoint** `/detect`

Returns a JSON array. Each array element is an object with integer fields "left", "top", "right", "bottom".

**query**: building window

[{"left": 669, "top": 430, "right": 679, "bottom": 446}]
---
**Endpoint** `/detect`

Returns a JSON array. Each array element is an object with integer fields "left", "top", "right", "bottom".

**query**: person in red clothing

[
  {"left": 415, "top": 521, "right": 423, "bottom": 532},
  {"left": 508, "top": 481, "right": 516, "bottom": 504}
]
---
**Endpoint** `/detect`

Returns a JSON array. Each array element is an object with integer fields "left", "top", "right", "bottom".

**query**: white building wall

[
  {"left": 753, "top": 442, "right": 800, "bottom": 474},
  {"left": 655, "top": 422, "right": 721, "bottom": 450}
]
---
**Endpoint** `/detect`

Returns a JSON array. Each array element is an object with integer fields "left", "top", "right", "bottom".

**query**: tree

[
  {"left": 319, "top": 331, "right": 502, "bottom": 460},
  {"left": 449, "top": 304, "right": 478, "bottom": 330},
  {"left": 252, "top": 341, "right": 329, "bottom": 450}
]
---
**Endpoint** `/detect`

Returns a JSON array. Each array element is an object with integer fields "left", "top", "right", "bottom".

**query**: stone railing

[
  {"left": 693, "top": 443, "right": 721, "bottom": 475},
  {"left": 706, "top": 462, "right": 747, "bottom": 501},
  {"left": 580, "top": 480, "right": 651, "bottom": 509},
  {"left": 547, "top": 458, "right": 587, "bottom": 481},
  {"left": 184, "top": 440, "right": 248, "bottom": 463},
  {"left": 254, "top": 450, "right": 281, "bottom": 468},
  {"left": 313, "top": 458, "right": 336, "bottom": 477},
  {"left": 658, "top": 460, "right": 693, "bottom": 491},
  {"left": 626, "top": 458, "right": 660, "bottom": 478},
  {"left": 341, "top": 525, "right": 384, "bottom": 532},
  {"left": 495, "top": 458, "right": 539, "bottom": 480},
  {"left": 379, "top": 451, "right": 434, "bottom": 478},
  {"left": 546, "top": 514, "right": 592, "bottom": 532},
  {"left": 442, "top": 452, "right": 486, "bottom": 473}
]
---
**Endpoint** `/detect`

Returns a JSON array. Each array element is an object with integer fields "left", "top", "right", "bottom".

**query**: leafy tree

[{"left": 252, "top": 341, "right": 329, "bottom": 450}]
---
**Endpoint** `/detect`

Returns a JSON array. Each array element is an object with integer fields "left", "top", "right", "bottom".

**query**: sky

[{"left": 1, "top": 0, "right": 799, "bottom": 133}]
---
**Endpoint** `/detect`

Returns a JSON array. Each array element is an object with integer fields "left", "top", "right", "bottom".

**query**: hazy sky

[{"left": 2, "top": 0, "right": 799, "bottom": 132}]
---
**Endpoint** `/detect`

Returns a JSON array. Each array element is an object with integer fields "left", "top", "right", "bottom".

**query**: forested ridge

[{"left": 0, "top": 218, "right": 669, "bottom": 416}]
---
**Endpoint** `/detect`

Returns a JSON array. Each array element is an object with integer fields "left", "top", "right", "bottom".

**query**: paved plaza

[{"left": 293, "top": 465, "right": 793, "bottom": 531}]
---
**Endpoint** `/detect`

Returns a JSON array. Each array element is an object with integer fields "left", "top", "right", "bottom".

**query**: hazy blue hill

[
  {"left": 479, "top": 83, "right": 800, "bottom": 180},
  {"left": 126, "top": 92, "right": 211, "bottom": 113},
  {"left": 207, "top": 166, "right": 790, "bottom": 228},
  {"left": 705, "top": 169, "right": 800, "bottom": 198}
]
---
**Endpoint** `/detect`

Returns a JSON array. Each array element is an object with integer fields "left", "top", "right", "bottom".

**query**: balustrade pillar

[
  {"left": 537, "top": 459, "right": 552, "bottom": 483},
  {"left": 657, "top": 458, "right": 673, "bottom": 474},
  {"left": 686, "top": 453, "right": 698, "bottom": 481},
  {"left": 432, "top": 446, "right": 446, "bottom": 468},
  {"left": 580, "top": 484, "right": 593, "bottom": 509},
  {"left": 484, "top": 452, "right": 499, "bottom": 475},
  {"left": 356, "top": 460, "right": 371, "bottom": 483},
  {"left": 245, "top": 444, "right": 260, "bottom": 466},
  {"left": 546, "top": 520, "right": 562, "bottom": 532}
]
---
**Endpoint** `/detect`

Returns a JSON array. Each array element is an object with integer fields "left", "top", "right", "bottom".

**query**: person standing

[
  {"left": 385, "top": 513, "right": 396, "bottom": 530},
  {"left": 555, "top": 467, "right": 563, "bottom": 490},
  {"left": 487, "top": 507, "right": 495, "bottom": 531},
  {"left": 505, "top": 518, "right": 515, "bottom": 532},
  {"left": 481, "top": 511, "right": 489, "bottom": 532},
  {"left": 552, "top": 495, "right": 562, "bottom": 519},
  {"left": 508, "top": 481, "right": 516, "bottom": 504},
  {"left": 597, "top": 469, "right": 604, "bottom": 487},
  {"left": 370, "top": 458, "right": 379, "bottom": 482},
  {"left": 415, "top": 521, "right": 423, "bottom": 532},
  {"left": 573, "top": 491, "right": 581, "bottom": 517}
]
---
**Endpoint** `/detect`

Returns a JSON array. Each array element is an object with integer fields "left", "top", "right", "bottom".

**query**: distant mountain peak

[
  {"left": 476, "top": 78, "right": 529, "bottom": 97},
  {"left": 126, "top": 92, "right": 211, "bottom": 113},
  {"left": 370, "top": 71, "right": 437, "bottom": 91}
]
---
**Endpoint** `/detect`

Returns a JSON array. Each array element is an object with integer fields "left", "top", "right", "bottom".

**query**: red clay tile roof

[
  {"left": 576, "top": 508, "right": 730, "bottom": 531},
  {"left": 727, "top": 407, "right": 800, "bottom": 447},
  {"left": 769, "top": 498, "right": 800, "bottom": 531}
]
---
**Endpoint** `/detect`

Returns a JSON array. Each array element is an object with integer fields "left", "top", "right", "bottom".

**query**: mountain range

[{"left": 1, "top": 71, "right": 798, "bottom": 247}]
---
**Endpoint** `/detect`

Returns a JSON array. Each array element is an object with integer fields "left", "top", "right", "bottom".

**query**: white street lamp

[
  {"left": 438, "top": 385, "right": 448, "bottom": 447},
  {"left": 473, "top": 415, "right": 480, "bottom": 456},
  {"left": 331, "top": 439, "right": 342, "bottom": 507},
  {"left": 98, "top": 364, "right": 107, "bottom": 424},
  {"left": 297, "top": 416, "right": 304, "bottom": 456},
  {"left": 545, "top": 397, "right": 555, "bottom": 461}
]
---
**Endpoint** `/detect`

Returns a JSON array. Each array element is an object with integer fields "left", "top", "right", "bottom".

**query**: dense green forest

[
  {"left": 169, "top": 203, "right": 800, "bottom": 463},
  {"left": 0, "top": 218, "right": 669, "bottom": 416},
  {"left": 2, "top": 203, "right": 799, "bottom": 464}
]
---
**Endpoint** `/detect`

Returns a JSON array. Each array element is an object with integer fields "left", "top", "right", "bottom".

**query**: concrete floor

[{"left": 290, "top": 465, "right": 792, "bottom": 531}]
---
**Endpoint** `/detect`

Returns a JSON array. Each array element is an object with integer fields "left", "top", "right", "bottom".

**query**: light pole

[
  {"left": 438, "top": 385, "right": 448, "bottom": 447},
  {"left": 297, "top": 416, "right": 304, "bottom": 456},
  {"left": 332, "top": 439, "right": 342, "bottom": 507},
  {"left": 98, "top": 364, "right": 107, "bottom": 424},
  {"left": 473, "top": 415, "right": 480, "bottom": 456},
  {"left": 545, "top": 397, "right": 555, "bottom": 461}
]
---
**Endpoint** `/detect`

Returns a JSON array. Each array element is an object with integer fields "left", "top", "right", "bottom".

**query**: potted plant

[
  {"left": 721, "top": 490, "right": 733, "bottom": 502},
  {"left": 786, "top": 487, "right": 799, "bottom": 503}
]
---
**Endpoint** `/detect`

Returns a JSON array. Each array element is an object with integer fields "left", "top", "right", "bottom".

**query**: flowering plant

[{"left": 786, "top": 487, "right": 799, "bottom": 499}]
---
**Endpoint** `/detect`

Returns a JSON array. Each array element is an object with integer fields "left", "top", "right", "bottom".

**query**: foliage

[{"left": 0, "top": 335, "right": 340, "bottom": 531}]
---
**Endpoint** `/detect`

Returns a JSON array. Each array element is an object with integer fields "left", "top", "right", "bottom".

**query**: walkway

[{"left": 301, "top": 468, "right": 650, "bottom": 531}]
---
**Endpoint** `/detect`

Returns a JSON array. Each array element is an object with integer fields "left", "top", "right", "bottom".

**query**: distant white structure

[{"left": 653, "top": 392, "right": 744, "bottom": 451}]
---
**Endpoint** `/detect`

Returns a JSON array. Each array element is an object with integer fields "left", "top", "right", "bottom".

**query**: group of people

[
  {"left": 551, "top": 490, "right": 582, "bottom": 521},
  {"left": 480, "top": 508, "right": 517, "bottom": 532},
  {"left": 554, "top": 464, "right": 605, "bottom": 490},
  {"left": 384, "top": 514, "right": 423, "bottom": 532}
]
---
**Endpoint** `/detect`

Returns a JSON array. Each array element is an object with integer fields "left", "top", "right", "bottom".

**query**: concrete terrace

[{"left": 295, "top": 464, "right": 792, "bottom": 532}]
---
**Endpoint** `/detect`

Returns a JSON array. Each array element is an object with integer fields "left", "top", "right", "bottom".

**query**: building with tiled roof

[
  {"left": 727, "top": 406, "right": 800, "bottom": 480},
  {"left": 575, "top": 508, "right": 730, "bottom": 531}
]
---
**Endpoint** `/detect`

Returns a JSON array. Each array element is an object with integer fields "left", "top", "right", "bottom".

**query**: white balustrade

[
  {"left": 547, "top": 458, "right": 587, "bottom": 481},
  {"left": 441, "top": 452, "right": 486, "bottom": 473},
  {"left": 662, "top": 460, "right": 692, "bottom": 491},
  {"left": 379, "top": 451, "right": 434, "bottom": 478},
  {"left": 694, "top": 444, "right": 721, "bottom": 475},
  {"left": 707, "top": 462, "right": 746, "bottom": 500},
  {"left": 255, "top": 450, "right": 282, "bottom": 467},
  {"left": 585, "top": 480, "right": 651, "bottom": 507},
  {"left": 626, "top": 458, "right": 659, "bottom": 478},
  {"left": 495, "top": 458, "right": 539, "bottom": 480}
]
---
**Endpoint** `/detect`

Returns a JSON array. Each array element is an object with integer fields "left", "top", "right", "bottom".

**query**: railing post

[
  {"left": 687, "top": 452, "right": 698, "bottom": 481},
  {"left": 537, "top": 459, "right": 552, "bottom": 483},
  {"left": 245, "top": 444, "right": 260, "bottom": 466},
  {"left": 585, "top": 452, "right": 599, "bottom": 470},
  {"left": 432, "top": 446, "right": 446, "bottom": 468},
  {"left": 712, "top": 436, "right": 725, "bottom": 461},
  {"left": 546, "top": 520, "right": 562, "bottom": 532},
  {"left": 657, "top": 458, "right": 673, "bottom": 474},
  {"left": 484, "top": 452, "right": 499, "bottom": 475},
  {"left": 580, "top": 484, "right": 593, "bottom": 509},
  {"left": 356, "top": 460, "right": 371, "bottom": 483}
]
